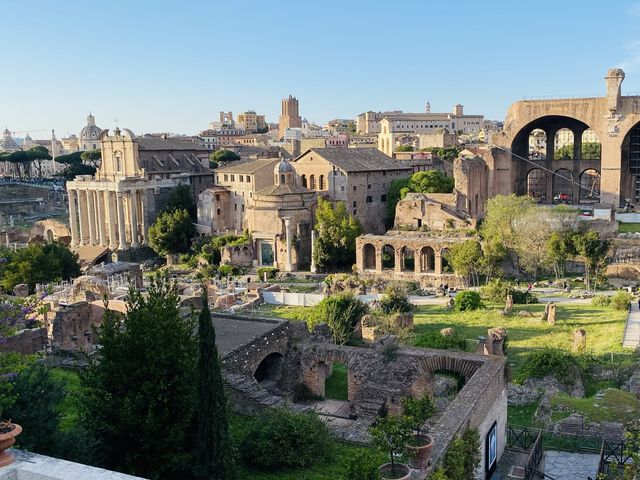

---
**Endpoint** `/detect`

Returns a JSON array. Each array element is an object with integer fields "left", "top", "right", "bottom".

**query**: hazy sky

[{"left": 3, "top": 0, "right": 640, "bottom": 137}]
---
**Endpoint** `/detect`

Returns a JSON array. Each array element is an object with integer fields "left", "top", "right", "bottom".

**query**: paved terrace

[{"left": 212, "top": 314, "right": 283, "bottom": 357}]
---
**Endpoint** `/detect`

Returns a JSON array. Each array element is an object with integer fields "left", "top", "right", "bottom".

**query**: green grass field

[
  {"left": 51, "top": 367, "right": 82, "bottom": 431},
  {"left": 325, "top": 363, "right": 348, "bottom": 401},
  {"left": 619, "top": 222, "right": 640, "bottom": 233},
  {"left": 411, "top": 303, "right": 630, "bottom": 375},
  {"left": 550, "top": 389, "right": 640, "bottom": 424}
]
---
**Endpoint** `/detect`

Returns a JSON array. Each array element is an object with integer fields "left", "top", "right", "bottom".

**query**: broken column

[{"left": 572, "top": 329, "right": 587, "bottom": 353}]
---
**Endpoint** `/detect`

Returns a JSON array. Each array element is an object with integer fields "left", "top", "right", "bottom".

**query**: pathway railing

[{"left": 524, "top": 430, "right": 543, "bottom": 480}]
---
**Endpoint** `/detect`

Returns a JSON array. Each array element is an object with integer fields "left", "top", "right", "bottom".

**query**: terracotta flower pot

[
  {"left": 0, "top": 423, "right": 21, "bottom": 467},
  {"left": 379, "top": 462, "right": 411, "bottom": 480},
  {"left": 406, "top": 433, "right": 433, "bottom": 469}
]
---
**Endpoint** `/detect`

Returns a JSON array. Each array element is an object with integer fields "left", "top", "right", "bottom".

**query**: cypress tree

[{"left": 195, "top": 288, "right": 235, "bottom": 479}]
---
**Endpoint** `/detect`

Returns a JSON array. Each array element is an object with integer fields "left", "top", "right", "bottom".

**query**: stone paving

[
  {"left": 543, "top": 450, "right": 599, "bottom": 480},
  {"left": 623, "top": 301, "right": 640, "bottom": 350}
]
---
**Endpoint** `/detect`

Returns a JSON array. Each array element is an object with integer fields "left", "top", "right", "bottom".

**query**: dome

[
  {"left": 274, "top": 158, "right": 294, "bottom": 174},
  {"left": 79, "top": 113, "right": 103, "bottom": 141}
]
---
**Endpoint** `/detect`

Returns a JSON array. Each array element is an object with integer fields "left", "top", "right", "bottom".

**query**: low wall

[
  {"left": 262, "top": 291, "right": 325, "bottom": 306},
  {"left": 0, "top": 328, "right": 46, "bottom": 354}
]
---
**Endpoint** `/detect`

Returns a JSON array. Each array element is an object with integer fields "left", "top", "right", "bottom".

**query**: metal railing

[{"left": 525, "top": 430, "right": 544, "bottom": 480}]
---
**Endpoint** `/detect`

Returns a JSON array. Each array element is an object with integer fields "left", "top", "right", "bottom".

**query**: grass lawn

[
  {"left": 619, "top": 222, "right": 640, "bottom": 233},
  {"left": 51, "top": 367, "right": 82, "bottom": 431},
  {"left": 325, "top": 363, "right": 348, "bottom": 401},
  {"left": 411, "top": 303, "right": 630, "bottom": 376},
  {"left": 550, "top": 389, "right": 640, "bottom": 424},
  {"left": 507, "top": 403, "right": 540, "bottom": 428}
]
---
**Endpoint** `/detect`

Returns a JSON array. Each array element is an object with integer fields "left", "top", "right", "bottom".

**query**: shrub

[
  {"left": 257, "top": 267, "right": 278, "bottom": 280},
  {"left": 514, "top": 349, "right": 580, "bottom": 384},
  {"left": 480, "top": 279, "right": 538, "bottom": 304},
  {"left": 312, "top": 293, "right": 368, "bottom": 344},
  {"left": 591, "top": 294, "right": 611, "bottom": 307},
  {"left": 217, "top": 264, "right": 238, "bottom": 277},
  {"left": 342, "top": 449, "right": 380, "bottom": 480},
  {"left": 610, "top": 290, "right": 633, "bottom": 311},
  {"left": 454, "top": 291, "right": 483, "bottom": 311},
  {"left": 511, "top": 290, "right": 538, "bottom": 304},
  {"left": 414, "top": 331, "right": 468, "bottom": 351},
  {"left": 379, "top": 283, "right": 413, "bottom": 314},
  {"left": 240, "top": 408, "right": 333, "bottom": 471},
  {"left": 442, "top": 428, "right": 481, "bottom": 480},
  {"left": 480, "top": 279, "right": 511, "bottom": 303}
]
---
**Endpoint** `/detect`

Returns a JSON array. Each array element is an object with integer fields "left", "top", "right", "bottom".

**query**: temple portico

[{"left": 66, "top": 180, "right": 151, "bottom": 250}]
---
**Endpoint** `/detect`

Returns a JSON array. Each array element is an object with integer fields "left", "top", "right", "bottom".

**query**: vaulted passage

[{"left": 254, "top": 352, "right": 284, "bottom": 384}]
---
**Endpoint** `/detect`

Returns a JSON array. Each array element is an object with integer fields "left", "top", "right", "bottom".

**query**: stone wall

[{"left": 0, "top": 328, "right": 46, "bottom": 355}]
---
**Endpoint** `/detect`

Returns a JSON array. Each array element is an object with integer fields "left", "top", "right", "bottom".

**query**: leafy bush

[
  {"left": 514, "top": 349, "right": 580, "bottom": 384},
  {"left": 240, "top": 408, "right": 333, "bottom": 471},
  {"left": 454, "top": 291, "right": 483, "bottom": 311},
  {"left": 311, "top": 293, "right": 368, "bottom": 344},
  {"left": 591, "top": 294, "right": 611, "bottom": 307},
  {"left": 342, "top": 449, "right": 381, "bottom": 480},
  {"left": 442, "top": 428, "right": 481, "bottom": 480},
  {"left": 480, "top": 279, "right": 511, "bottom": 303},
  {"left": 379, "top": 283, "right": 413, "bottom": 314},
  {"left": 511, "top": 290, "right": 538, "bottom": 304},
  {"left": 480, "top": 279, "right": 538, "bottom": 304},
  {"left": 217, "top": 264, "right": 239, "bottom": 277},
  {"left": 414, "top": 331, "right": 468, "bottom": 351},
  {"left": 610, "top": 290, "right": 633, "bottom": 311},
  {"left": 257, "top": 267, "right": 278, "bottom": 280}
]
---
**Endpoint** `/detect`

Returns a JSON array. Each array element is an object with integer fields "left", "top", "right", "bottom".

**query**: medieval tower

[{"left": 278, "top": 95, "right": 302, "bottom": 140}]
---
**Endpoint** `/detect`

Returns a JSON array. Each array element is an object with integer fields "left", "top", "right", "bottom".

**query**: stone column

[
  {"left": 96, "top": 191, "right": 106, "bottom": 246},
  {"left": 67, "top": 189, "right": 80, "bottom": 247},
  {"left": 86, "top": 189, "right": 97, "bottom": 245},
  {"left": 283, "top": 217, "right": 292, "bottom": 272},
  {"left": 545, "top": 129, "right": 558, "bottom": 204},
  {"left": 572, "top": 128, "right": 584, "bottom": 203},
  {"left": 107, "top": 192, "right": 118, "bottom": 250},
  {"left": 435, "top": 251, "right": 443, "bottom": 274},
  {"left": 116, "top": 192, "right": 129, "bottom": 250},
  {"left": 375, "top": 247, "right": 383, "bottom": 273},
  {"left": 129, "top": 190, "right": 140, "bottom": 248},
  {"left": 77, "top": 190, "right": 89, "bottom": 245},
  {"left": 310, "top": 229, "right": 317, "bottom": 273},
  {"left": 394, "top": 247, "right": 403, "bottom": 273},
  {"left": 414, "top": 248, "right": 421, "bottom": 274},
  {"left": 141, "top": 191, "right": 149, "bottom": 245}
]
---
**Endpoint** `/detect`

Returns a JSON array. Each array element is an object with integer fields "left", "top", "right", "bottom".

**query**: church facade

[{"left": 66, "top": 127, "right": 212, "bottom": 260}]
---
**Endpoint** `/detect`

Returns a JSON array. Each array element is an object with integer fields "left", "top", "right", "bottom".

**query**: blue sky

[{"left": 3, "top": 0, "right": 640, "bottom": 137}]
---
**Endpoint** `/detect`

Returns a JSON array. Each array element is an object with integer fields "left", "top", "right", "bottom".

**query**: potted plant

[
  {"left": 369, "top": 415, "right": 412, "bottom": 480},
  {"left": 0, "top": 420, "right": 21, "bottom": 467},
  {"left": 402, "top": 395, "right": 436, "bottom": 469}
]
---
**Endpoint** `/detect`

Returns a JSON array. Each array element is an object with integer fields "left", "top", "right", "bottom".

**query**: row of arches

[
  {"left": 526, "top": 168, "right": 600, "bottom": 203},
  {"left": 528, "top": 128, "right": 600, "bottom": 162},
  {"left": 301, "top": 174, "right": 325, "bottom": 190},
  {"left": 362, "top": 243, "right": 451, "bottom": 274}
]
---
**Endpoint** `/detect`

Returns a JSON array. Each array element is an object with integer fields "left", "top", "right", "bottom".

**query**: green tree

[
  {"left": 428, "top": 146, "right": 461, "bottom": 163},
  {"left": 442, "top": 428, "right": 481, "bottom": 480},
  {"left": 386, "top": 177, "right": 410, "bottom": 220},
  {"left": 55, "top": 151, "right": 97, "bottom": 180},
  {"left": 573, "top": 231, "right": 609, "bottom": 290},
  {"left": 554, "top": 142, "right": 601, "bottom": 160},
  {"left": 312, "top": 293, "right": 368, "bottom": 344},
  {"left": 209, "top": 150, "right": 240, "bottom": 167},
  {"left": 0, "top": 242, "right": 80, "bottom": 293},
  {"left": 148, "top": 208, "right": 196, "bottom": 258},
  {"left": 164, "top": 184, "right": 196, "bottom": 221},
  {"left": 369, "top": 415, "right": 412, "bottom": 477},
  {"left": 395, "top": 145, "right": 414, "bottom": 152},
  {"left": 546, "top": 231, "right": 575, "bottom": 280},
  {"left": 406, "top": 170, "right": 454, "bottom": 195},
  {"left": 80, "top": 275, "right": 197, "bottom": 479},
  {"left": 194, "top": 290, "right": 235, "bottom": 480},
  {"left": 313, "top": 198, "right": 362, "bottom": 271},
  {"left": 80, "top": 149, "right": 102, "bottom": 168},
  {"left": 0, "top": 147, "right": 51, "bottom": 178},
  {"left": 444, "top": 240, "right": 483, "bottom": 287},
  {"left": 5, "top": 363, "right": 65, "bottom": 455}
]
